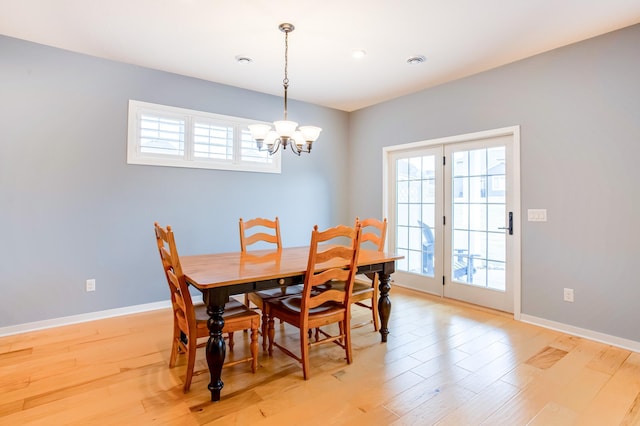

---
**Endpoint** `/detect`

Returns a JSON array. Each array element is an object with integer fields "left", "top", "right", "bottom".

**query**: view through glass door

[
  {"left": 389, "top": 146, "right": 443, "bottom": 296},
  {"left": 385, "top": 128, "right": 520, "bottom": 314}
]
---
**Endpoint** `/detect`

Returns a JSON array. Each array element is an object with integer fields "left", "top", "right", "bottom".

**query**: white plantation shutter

[
  {"left": 139, "top": 114, "right": 185, "bottom": 157},
  {"left": 193, "top": 120, "right": 233, "bottom": 160},
  {"left": 127, "top": 100, "right": 280, "bottom": 173}
]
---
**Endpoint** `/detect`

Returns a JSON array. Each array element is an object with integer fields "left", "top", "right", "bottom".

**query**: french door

[{"left": 385, "top": 127, "right": 520, "bottom": 314}]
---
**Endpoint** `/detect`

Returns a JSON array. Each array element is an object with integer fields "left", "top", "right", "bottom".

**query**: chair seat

[
  {"left": 252, "top": 284, "right": 304, "bottom": 300},
  {"left": 277, "top": 295, "right": 344, "bottom": 316},
  {"left": 194, "top": 299, "right": 259, "bottom": 324},
  {"left": 319, "top": 279, "right": 373, "bottom": 295}
]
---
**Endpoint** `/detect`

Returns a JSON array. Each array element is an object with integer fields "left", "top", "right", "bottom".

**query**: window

[{"left": 127, "top": 100, "right": 281, "bottom": 173}]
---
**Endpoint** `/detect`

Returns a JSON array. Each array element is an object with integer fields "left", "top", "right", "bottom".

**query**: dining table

[{"left": 180, "top": 245, "right": 403, "bottom": 401}]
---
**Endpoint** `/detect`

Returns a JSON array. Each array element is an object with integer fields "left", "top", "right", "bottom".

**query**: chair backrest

[
  {"left": 356, "top": 217, "right": 387, "bottom": 252},
  {"left": 301, "top": 224, "right": 362, "bottom": 314},
  {"left": 154, "top": 222, "right": 196, "bottom": 337},
  {"left": 239, "top": 217, "right": 282, "bottom": 252}
]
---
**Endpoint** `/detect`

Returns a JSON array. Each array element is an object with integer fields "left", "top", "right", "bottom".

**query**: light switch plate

[{"left": 527, "top": 209, "right": 547, "bottom": 222}]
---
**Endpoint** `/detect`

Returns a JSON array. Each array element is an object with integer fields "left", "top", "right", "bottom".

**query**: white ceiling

[{"left": 1, "top": 1, "right": 639, "bottom": 111}]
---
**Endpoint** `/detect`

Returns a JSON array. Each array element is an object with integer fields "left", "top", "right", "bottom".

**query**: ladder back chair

[
  {"left": 154, "top": 222, "right": 259, "bottom": 392},
  {"left": 239, "top": 217, "right": 303, "bottom": 350},
  {"left": 266, "top": 223, "right": 362, "bottom": 380},
  {"left": 350, "top": 217, "right": 386, "bottom": 330},
  {"left": 317, "top": 217, "right": 387, "bottom": 331}
]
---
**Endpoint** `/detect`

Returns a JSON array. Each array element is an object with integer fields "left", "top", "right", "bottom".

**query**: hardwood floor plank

[
  {"left": 525, "top": 346, "right": 569, "bottom": 370},
  {"left": 620, "top": 391, "right": 640, "bottom": 426},
  {"left": 574, "top": 352, "right": 640, "bottom": 425},
  {"left": 0, "top": 398, "right": 24, "bottom": 418},
  {"left": 435, "top": 379, "right": 519, "bottom": 425},
  {"left": 526, "top": 401, "right": 577, "bottom": 426},
  {"left": 1, "top": 287, "right": 638, "bottom": 425},
  {"left": 587, "top": 344, "right": 632, "bottom": 375},
  {"left": 391, "top": 383, "right": 476, "bottom": 425}
]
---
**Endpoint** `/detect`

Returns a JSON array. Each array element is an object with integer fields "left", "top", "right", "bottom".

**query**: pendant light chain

[{"left": 283, "top": 29, "right": 289, "bottom": 120}]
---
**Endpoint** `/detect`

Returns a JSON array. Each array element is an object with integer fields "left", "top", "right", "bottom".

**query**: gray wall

[
  {"left": 2, "top": 24, "right": 639, "bottom": 344},
  {"left": 0, "top": 35, "right": 349, "bottom": 327},
  {"left": 349, "top": 24, "right": 640, "bottom": 342}
]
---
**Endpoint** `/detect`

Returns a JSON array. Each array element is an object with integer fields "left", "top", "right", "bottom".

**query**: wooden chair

[
  {"left": 347, "top": 217, "right": 387, "bottom": 330},
  {"left": 154, "top": 222, "right": 259, "bottom": 392},
  {"left": 266, "top": 224, "right": 362, "bottom": 380},
  {"left": 315, "top": 217, "right": 387, "bottom": 331},
  {"left": 240, "top": 217, "right": 303, "bottom": 350},
  {"left": 239, "top": 217, "right": 282, "bottom": 252}
]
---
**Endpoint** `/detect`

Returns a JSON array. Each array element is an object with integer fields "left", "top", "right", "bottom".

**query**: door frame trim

[{"left": 382, "top": 126, "right": 521, "bottom": 319}]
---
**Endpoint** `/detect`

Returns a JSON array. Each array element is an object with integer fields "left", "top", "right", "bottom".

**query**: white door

[
  {"left": 385, "top": 127, "right": 520, "bottom": 314},
  {"left": 387, "top": 146, "right": 444, "bottom": 296}
]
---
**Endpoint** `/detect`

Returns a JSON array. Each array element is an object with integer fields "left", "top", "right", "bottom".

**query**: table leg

[
  {"left": 377, "top": 271, "right": 391, "bottom": 342},
  {"left": 205, "top": 303, "right": 225, "bottom": 401}
]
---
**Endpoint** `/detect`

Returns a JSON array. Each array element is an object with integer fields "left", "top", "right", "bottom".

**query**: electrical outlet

[
  {"left": 86, "top": 279, "right": 96, "bottom": 292},
  {"left": 563, "top": 287, "right": 574, "bottom": 302}
]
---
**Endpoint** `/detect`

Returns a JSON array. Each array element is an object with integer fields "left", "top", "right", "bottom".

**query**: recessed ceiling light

[
  {"left": 352, "top": 49, "right": 367, "bottom": 59},
  {"left": 406, "top": 55, "right": 426, "bottom": 65},
  {"left": 235, "top": 55, "right": 253, "bottom": 64}
]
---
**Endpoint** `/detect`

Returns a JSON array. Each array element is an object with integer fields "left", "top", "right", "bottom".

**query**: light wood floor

[{"left": 1, "top": 286, "right": 639, "bottom": 425}]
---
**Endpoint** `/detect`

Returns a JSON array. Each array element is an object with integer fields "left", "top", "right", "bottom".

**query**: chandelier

[{"left": 248, "top": 23, "right": 322, "bottom": 156}]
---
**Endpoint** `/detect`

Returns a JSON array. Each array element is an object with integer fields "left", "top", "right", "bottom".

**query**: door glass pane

[
  {"left": 453, "top": 177, "right": 468, "bottom": 202},
  {"left": 486, "top": 260, "right": 505, "bottom": 290},
  {"left": 397, "top": 181, "right": 409, "bottom": 203},
  {"left": 469, "top": 204, "right": 487, "bottom": 231},
  {"left": 397, "top": 204, "right": 409, "bottom": 226},
  {"left": 469, "top": 149, "right": 487, "bottom": 175},
  {"left": 487, "top": 204, "right": 505, "bottom": 231},
  {"left": 396, "top": 154, "right": 436, "bottom": 277},
  {"left": 397, "top": 158, "right": 409, "bottom": 179},
  {"left": 452, "top": 151, "right": 468, "bottom": 176},
  {"left": 451, "top": 146, "right": 506, "bottom": 290},
  {"left": 487, "top": 232, "right": 506, "bottom": 262},
  {"left": 469, "top": 176, "right": 486, "bottom": 203},
  {"left": 397, "top": 226, "right": 409, "bottom": 248},
  {"left": 422, "top": 179, "right": 436, "bottom": 203},
  {"left": 409, "top": 204, "right": 421, "bottom": 230}
]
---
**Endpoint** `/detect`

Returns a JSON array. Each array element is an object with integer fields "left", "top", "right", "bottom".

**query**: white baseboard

[
  {"left": 0, "top": 300, "right": 173, "bottom": 338},
  {"left": 394, "top": 283, "right": 640, "bottom": 353},
  {"left": 520, "top": 314, "right": 640, "bottom": 353},
  {"left": 4, "top": 297, "right": 638, "bottom": 355}
]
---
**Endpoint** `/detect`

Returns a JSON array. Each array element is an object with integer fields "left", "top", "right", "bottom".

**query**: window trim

[{"left": 127, "top": 100, "right": 281, "bottom": 174}]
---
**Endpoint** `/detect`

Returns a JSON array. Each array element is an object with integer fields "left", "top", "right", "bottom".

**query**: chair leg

[
  {"left": 301, "top": 327, "right": 310, "bottom": 380},
  {"left": 169, "top": 323, "right": 180, "bottom": 368},
  {"left": 371, "top": 297, "right": 380, "bottom": 332},
  {"left": 183, "top": 337, "right": 197, "bottom": 393},
  {"left": 261, "top": 310, "right": 269, "bottom": 351},
  {"left": 228, "top": 332, "right": 235, "bottom": 351},
  {"left": 250, "top": 324, "right": 259, "bottom": 373},
  {"left": 344, "top": 317, "right": 353, "bottom": 365},
  {"left": 267, "top": 315, "right": 275, "bottom": 356}
]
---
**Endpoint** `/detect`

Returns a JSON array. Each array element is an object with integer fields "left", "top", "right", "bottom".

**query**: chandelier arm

[
  {"left": 269, "top": 138, "right": 282, "bottom": 155},
  {"left": 290, "top": 140, "right": 302, "bottom": 156}
]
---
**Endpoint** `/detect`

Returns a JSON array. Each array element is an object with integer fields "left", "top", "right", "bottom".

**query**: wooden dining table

[{"left": 180, "top": 245, "right": 403, "bottom": 401}]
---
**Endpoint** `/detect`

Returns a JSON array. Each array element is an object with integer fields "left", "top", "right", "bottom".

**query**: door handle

[{"left": 498, "top": 212, "right": 513, "bottom": 235}]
